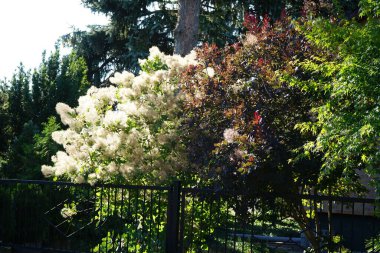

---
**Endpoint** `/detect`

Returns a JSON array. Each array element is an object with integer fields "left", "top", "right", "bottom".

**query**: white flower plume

[{"left": 43, "top": 47, "right": 197, "bottom": 184}]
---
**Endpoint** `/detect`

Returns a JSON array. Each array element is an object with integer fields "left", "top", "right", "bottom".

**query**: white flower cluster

[
  {"left": 42, "top": 47, "right": 197, "bottom": 184},
  {"left": 229, "top": 79, "right": 246, "bottom": 94},
  {"left": 223, "top": 128, "right": 240, "bottom": 144},
  {"left": 203, "top": 67, "right": 215, "bottom": 78},
  {"left": 60, "top": 206, "right": 77, "bottom": 219}
]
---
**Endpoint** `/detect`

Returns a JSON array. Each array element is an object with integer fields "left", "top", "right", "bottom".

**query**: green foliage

[
  {"left": 366, "top": 234, "right": 380, "bottom": 253},
  {"left": 0, "top": 82, "right": 11, "bottom": 170},
  {"left": 140, "top": 56, "right": 168, "bottom": 73},
  {"left": 291, "top": 0, "right": 380, "bottom": 193},
  {"left": 8, "top": 64, "right": 32, "bottom": 136},
  {"left": 34, "top": 117, "right": 62, "bottom": 165},
  {"left": 0, "top": 48, "right": 90, "bottom": 179},
  {"left": 359, "top": 0, "right": 380, "bottom": 17},
  {"left": 62, "top": 0, "right": 309, "bottom": 85},
  {"left": 32, "top": 48, "right": 90, "bottom": 125},
  {"left": 4, "top": 121, "right": 41, "bottom": 179},
  {"left": 31, "top": 49, "right": 60, "bottom": 124},
  {"left": 59, "top": 53, "right": 90, "bottom": 105}
]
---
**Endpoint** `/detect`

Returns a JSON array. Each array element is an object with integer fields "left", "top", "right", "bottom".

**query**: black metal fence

[
  {"left": 0, "top": 179, "right": 170, "bottom": 253},
  {"left": 0, "top": 179, "right": 379, "bottom": 253},
  {"left": 179, "top": 187, "right": 380, "bottom": 253}
]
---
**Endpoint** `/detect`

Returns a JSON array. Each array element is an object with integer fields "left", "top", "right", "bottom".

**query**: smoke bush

[{"left": 42, "top": 47, "right": 197, "bottom": 184}]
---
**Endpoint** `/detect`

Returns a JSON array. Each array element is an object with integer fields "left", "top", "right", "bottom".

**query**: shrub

[{"left": 42, "top": 47, "right": 197, "bottom": 184}]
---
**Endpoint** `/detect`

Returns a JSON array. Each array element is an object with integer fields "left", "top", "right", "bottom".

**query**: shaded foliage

[
  {"left": 181, "top": 14, "right": 319, "bottom": 195},
  {"left": 63, "top": 0, "right": 311, "bottom": 84},
  {"left": 179, "top": 14, "right": 324, "bottom": 250},
  {"left": 0, "top": 49, "right": 89, "bottom": 179}
]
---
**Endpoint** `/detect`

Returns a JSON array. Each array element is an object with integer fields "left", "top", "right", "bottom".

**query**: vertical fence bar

[
  {"left": 126, "top": 189, "right": 131, "bottom": 251},
  {"left": 165, "top": 181, "right": 181, "bottom": 253},
  {"left": 179, "top": 190, "right": 186, "bottom": 253},
  {"left": 134, "top": 188, "right": 139, "bottom": 253},
  {"left": 148, "top": 190, "right": 153, "bottom": 251},
  {"left": 119, "top": 187, "right": 124, "bottom": 252},
  {"left": 188, "top": 194, "right": 195, "bottom": 251},
  {"left": 208, "top": 197, "right": 213, "bottom": 253},
  {"left": 156, "top": 191, "right": 162, "bottom": 252},
  {"left": 328, "top": 187, "right": 333, "bottom": 251}
]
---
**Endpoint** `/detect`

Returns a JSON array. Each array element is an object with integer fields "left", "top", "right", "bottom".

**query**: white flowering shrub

[{"left": 42, "top": 47, "right": 197, "bottom": 184}]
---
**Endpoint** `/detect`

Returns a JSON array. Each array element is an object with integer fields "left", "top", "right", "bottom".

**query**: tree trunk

[
  {"left": 174, "top": 0, "right": 201, "bottom": 56},
  {"left": 288, "top": 198, "right": 321, "bottom": 252}
]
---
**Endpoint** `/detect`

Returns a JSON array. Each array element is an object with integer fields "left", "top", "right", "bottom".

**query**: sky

[{"left": 0, "top": 0, "right": 109, "bottom": 80}]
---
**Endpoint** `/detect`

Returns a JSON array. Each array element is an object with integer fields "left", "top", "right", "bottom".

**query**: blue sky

[{"left": 0, "top": 0, "right": 109, "bottom": 80}]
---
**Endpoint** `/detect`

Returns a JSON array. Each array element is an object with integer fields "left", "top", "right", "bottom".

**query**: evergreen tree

[
  {"left": 56, "top": 52, "right": 90, "bottom": 107},
  {"left": 31, "top": 49, "right": 61, "bottom": 124},
  {"left": 31, "top": 48, "right": 90, "bottom": 125},
  {"left": 4, "top": 121, "right": 40, "bottom": 179},
  {"left": 8, "top": 64, "right": 32, "bottom": 136},
  {"left": 64, "top": 0, "right": 307, "bottom": 84},
  {"left": 34, "top": 117, "right": 61, "bottom": 169},
  {"left": 0, "top": 81, "right": 11, "bottom": 172},
  {"left": 1, "top": 49, "right": 90, "bottom": 179}
]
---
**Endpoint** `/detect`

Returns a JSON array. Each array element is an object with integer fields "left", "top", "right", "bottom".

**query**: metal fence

[
  {"left": 0, "top": 179, "right": 379, "bottom": 253},
  {"left": 0, "top": 179, "right": 170, "bottom": 253},
  {"left": 179, "top": 186, "right": 380, "bottom": 253}
]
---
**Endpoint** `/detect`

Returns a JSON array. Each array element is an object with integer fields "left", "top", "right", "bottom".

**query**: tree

[
  {"left": 178, "top": 13, "right": 346, "bottom": 250},
  {"left": 31, "top": 48, "right": 90, "bottom": 125},
  {"left": 1, "top": 48, "right": 91, "bottom": 179},
  {"left": 174, "top": 0, "right": 201, "bottom": 55},
  {"left": 0, "top": 81, "right": 11, "bottom": 171},
  {"left": 4, "top": 121, "right": 40, "bottom": 179},
  {"left": 34, "top": 117, "right": 62, "bottom": 167},
  {"left": 291, "top": 0, "right": 380, "bottom": 194},
  {"left": 64, "top": 0, "right": 178, "bottom": 85},
  {"left": 64, "top": 0, "right": 307, "bottom": 84},
  {"left": 31, "top": 49, "right": 60, "bottom": 125},
  {"left": 8, "top": 64, "right": 32, "bottom": 136},
  {"left": 56, "top": 52, "right": 90, "bottom": 107}
]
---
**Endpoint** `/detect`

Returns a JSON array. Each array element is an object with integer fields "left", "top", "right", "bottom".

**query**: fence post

[{"left": 166, "top": 181, "right": 181, "bottom": 253}]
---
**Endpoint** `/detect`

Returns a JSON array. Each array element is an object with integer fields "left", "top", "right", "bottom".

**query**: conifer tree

[
  {"left": 65, "top": 0, "right": 306, "bottom": 84},
  {"left": 8, "top": 64, "right": 32, "bottom": 136},
  {"left": 2, "top": 49, "right": 90, "bottom": 179}
]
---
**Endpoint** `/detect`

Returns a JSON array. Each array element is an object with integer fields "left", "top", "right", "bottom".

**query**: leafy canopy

[{"left": 290, "top": 0, "right": 380, "bottom": 192}]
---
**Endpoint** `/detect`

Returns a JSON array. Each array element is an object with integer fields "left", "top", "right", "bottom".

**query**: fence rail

[{"left": 0, "top": 179, "right": 379, "bottom": 253}]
